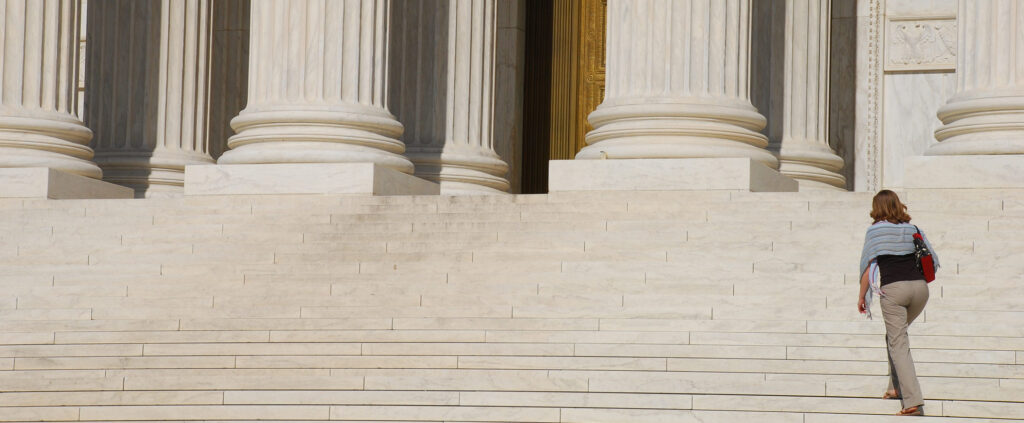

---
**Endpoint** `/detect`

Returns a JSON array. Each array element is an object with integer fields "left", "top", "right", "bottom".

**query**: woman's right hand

[{"left": 858, "top": 296, "right": 867, "bottom": 314}]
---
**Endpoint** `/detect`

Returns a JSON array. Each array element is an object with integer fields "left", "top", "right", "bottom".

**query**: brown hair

[{"left": 870, "top": 190, "right": 911, "bottom": 224}]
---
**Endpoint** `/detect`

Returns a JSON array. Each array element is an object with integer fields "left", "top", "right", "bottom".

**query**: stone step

[{"left": 2, "top": 189, "right": 1023, "bottom": 421}]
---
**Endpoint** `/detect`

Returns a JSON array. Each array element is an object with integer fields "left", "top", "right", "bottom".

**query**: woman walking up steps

[{"left": 857, "top": 190, "right": 940, "bottom": 416}]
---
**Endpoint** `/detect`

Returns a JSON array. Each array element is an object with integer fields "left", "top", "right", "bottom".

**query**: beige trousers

[{"left": 881, "top": 279, "right": 929, "bottom": 409}]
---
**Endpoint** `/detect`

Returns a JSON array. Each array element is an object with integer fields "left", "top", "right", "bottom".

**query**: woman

[{"left": 857, "top": 190, "right": 939, "bottom": 416}]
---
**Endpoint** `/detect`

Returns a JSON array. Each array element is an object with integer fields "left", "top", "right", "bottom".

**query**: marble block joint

[
  {"left": 548, "top": 158, "right": 798, "bottom": 192},
  {"left": 184, "top": 164, "right": 440, "bottom": 196},
  {"left": 0, "top": 168, "right": 134, "bottom": 199}
]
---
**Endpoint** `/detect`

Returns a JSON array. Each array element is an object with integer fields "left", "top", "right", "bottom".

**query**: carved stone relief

[{"left": 884, "top": 17, "right": 956, "bottom": 71}]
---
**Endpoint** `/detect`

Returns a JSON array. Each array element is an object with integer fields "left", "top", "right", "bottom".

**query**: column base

[
  {"left": 548, "top": 158, "right": 798, "bottom": 192},
  {"left": 0, "top": 168, "right": 134, "bottom": 199},
  {"left": 904, "top": 155, "right": 1024, "bottom": 188},
  {"left": 184, "top": 163, "right": 440, "bottom": 196}
]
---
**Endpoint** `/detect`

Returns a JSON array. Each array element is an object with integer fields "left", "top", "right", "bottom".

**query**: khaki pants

[{"left": 881, "top": 279, "right": 929, "bottom": 409}]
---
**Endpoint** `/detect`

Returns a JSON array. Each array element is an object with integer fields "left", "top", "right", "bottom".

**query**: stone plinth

[
  {"left": 0, "top": 168, "right": 133, "bottom": 199},
  {"left": 184, "top": 164, "right": 439, "bottom": 196},
  {"left": 904, "top": 156, "right": 1024, "bottom": 189},
  {"left": 548, "top": 158, "right": 798, "bottom": 192}
]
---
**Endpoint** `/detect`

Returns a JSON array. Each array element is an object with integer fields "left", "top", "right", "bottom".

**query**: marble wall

[
  {"left": 855, "top": 0, "right": 957, "bottom": 190},
  {"left": 881, "top": 0, "right": 956, "bottom": 188}
]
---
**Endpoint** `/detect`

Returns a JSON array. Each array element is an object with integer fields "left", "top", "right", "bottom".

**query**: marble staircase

[{"left": 1, "top": 189, "right": 1023, "bottom": 422}]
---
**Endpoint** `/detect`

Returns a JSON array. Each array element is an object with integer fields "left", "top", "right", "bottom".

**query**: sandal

[
  {"left": 883, "top": 390, "right": 901, "bottom": 400},
  {"left": 898, "top": 405, "right": 923, "bottom": 416}
]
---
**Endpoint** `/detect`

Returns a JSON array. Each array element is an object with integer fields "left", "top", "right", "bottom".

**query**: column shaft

[
  {"left": 207, "top": 0, "right": 249, "bottom": 160},
  {"left": 86, "top": 0, "right": 215, "bottom": 197},
  {"left": 930, "top": 0, "right": 1024, "bottom": 155},
  {"left": 772, "top": 0, "right": 844, "bottom": 189},
  {"left": 218, "top": 0, "right": 413, "bottom": 174},
  {"left": 390, "top": 0, "right": 509, "bottom": 194},
  {"left": 0, "top": 0, "right": 99, "bottom": 178},
  {"left": 578, "top": 0, "right": 777, "bottom": 168}
]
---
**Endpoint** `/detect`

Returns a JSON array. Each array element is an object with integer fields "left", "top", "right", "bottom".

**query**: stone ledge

[
  {"left": 904, "top": 155, "right": 1024, "bottom": 189},
  {"left": 0, "top": 167, "right": 134, "bottom": 199},
  {"left": 548, "top": 158, "right": 798, "bottom": 192},
  {"left": 184, "top": 163, "right": 440, "bottom": 196}
]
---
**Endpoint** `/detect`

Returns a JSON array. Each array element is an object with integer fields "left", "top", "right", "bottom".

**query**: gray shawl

[{"left": 858, "top": 222, "right": 940, "bottom": 277}]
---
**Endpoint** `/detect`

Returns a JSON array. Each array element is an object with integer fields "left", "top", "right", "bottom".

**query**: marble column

[
  {"left": 218, "top": 0, "right": 414, "bottom": 174},
  {"left": 86, "top": 0, "right": 215, "bottom": 197},
  {"left": 770, "top": 0, "right": 845, "bottom": 189},
  {"left": 390, "top": 0, "right": 509, "bottom": 194},
  {"left": 207, "top": 0, "right": 249, "bottom": 161},
  {"left": 577, "top": 0, "right": 778, "bottom": 169},
  {"left": 929, "top": 0, "right": 1024, "bottom": 156},
  {"left": 0, "top": 0, "right": 101, "bottom": 179}
]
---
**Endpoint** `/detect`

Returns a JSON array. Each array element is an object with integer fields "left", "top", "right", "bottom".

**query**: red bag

[{"left": 912, "top": 226, "right": 936, "bottom": 283}]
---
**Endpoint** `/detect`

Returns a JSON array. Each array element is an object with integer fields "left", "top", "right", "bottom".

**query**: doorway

[{"left": 521, "top": 0, "right": 607, "bottom": 193}]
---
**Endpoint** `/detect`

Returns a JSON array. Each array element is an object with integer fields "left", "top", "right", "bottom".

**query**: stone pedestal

[
  {"left": 0, "top": 0, "right": 103, "bottom": 180},
  {"left": 548, "top": 158, "right": 797, "bottom": 192},
  {"left": 577, "top": 0, "right": 779, "bottom": 170},
  {"left": 86, "top": 0, "right": 216, "bottom": 197},
  {"left": 0, "top": 168, "right": 133, "bottom": 199},
  {"left": 184, "top": 163, "right": 438, "bottom": 196},
  {"left": 218, "top": 0, "right": 414, "bottom": 175},
  {"left": 769, "top": 0, "right": 845, "bottom": 190},
  {"left": 907, "top": 0, "right": 1024, "bottom": 188},
  {"left": 390, "top": 0, "right": 510, "bottom": 195}
]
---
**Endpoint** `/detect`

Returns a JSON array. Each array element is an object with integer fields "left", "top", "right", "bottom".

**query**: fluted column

[
  {"left": 771, "top": 0, "right": 845, "bottom": 189},
  {"left": 0, "top": 0, "right": 100, "bottom": 178},
  {"left": 218, "top": 0, "right": 413, "bottom": 174},
  {"left": 390, "top": 0, "right": 509, "bottom": 194},
  {"left": 207, "top": 0, "right": 249, "bottom": 161},
  {"left": 578, "top": 0, "right": 777, "bottom": 168},
  {"left": 86, "top": 0, "right": 215, "bottom": 197},
  {"left": 929, "top": 0, "right": 1024, "bottom": 156}
]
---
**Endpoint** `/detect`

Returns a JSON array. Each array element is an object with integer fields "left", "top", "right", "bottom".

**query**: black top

[{"left": 876, "top": 253, "right": 924, "bottom": 286}]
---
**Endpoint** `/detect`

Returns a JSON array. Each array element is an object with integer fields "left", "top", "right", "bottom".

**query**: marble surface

[
  {"left": 183, "top": 163, "right": 440, "bottom": 196},
  {"left": 0, "top": 168, "right": 133, "bottom": 199},
  {"left": 548, "top": 158, "right": 797, "bottom": 192},
  {"left": 882, "top": 72, "right": 955, "bottom": 188},
  {"left": 904, "top": 156, "right": 1024, "bottom": 188}
]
